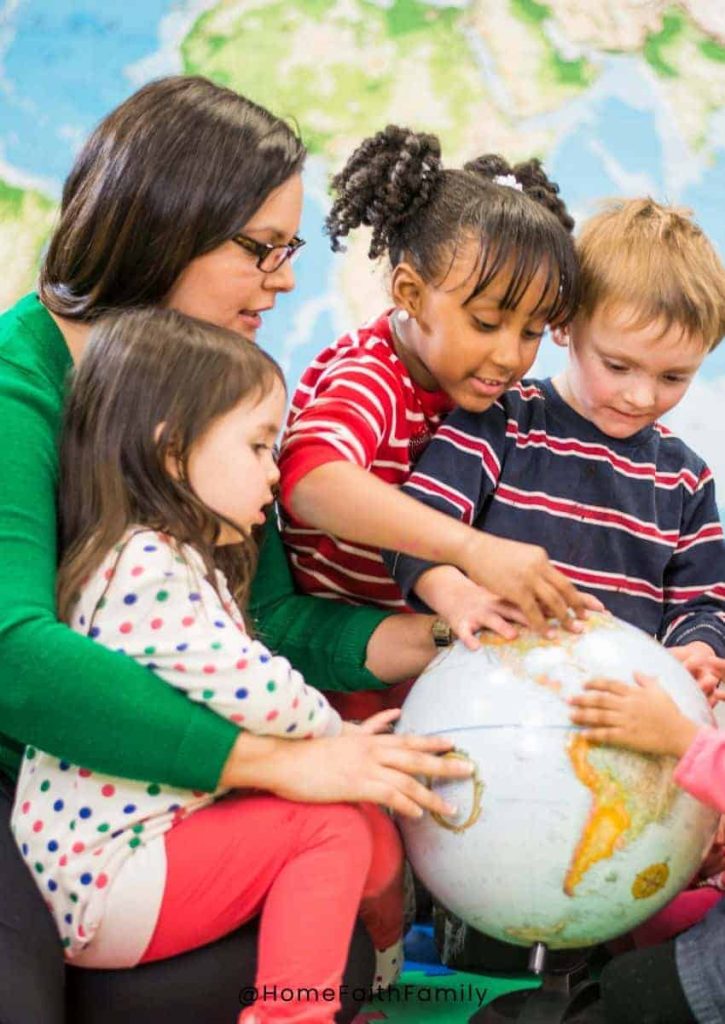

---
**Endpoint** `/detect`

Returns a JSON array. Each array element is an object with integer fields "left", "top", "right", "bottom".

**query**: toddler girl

[{"left": 11, "top": 307, "right": 470, "bottom": 1023}]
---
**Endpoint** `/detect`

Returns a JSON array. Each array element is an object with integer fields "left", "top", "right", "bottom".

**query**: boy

[
  {"left": 386, "top": 198, "right": 725, "bottom": 1019},
  {"left": 388, "top": 198, "right": 725, "bottom": 692}
]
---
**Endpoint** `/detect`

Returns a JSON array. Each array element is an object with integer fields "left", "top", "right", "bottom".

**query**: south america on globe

[{"left": 398, "top": 613, "right": 718, "bottom": 949}]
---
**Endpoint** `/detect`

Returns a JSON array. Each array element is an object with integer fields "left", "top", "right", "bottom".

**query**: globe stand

[{"left": 468, "top": 942, "right": 600, "bottom": 1024}]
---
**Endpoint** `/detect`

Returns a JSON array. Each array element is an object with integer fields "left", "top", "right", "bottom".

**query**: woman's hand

[
  {"left": 415, "top": 566, "right": 526, "bottom": 649},
  {"left": 568, "top": 673, "right": 698, "bottom": 759},
  {"left": 222, "top": 725, "right": 474, "bottom": 819},
  {"left": 460, "top": 532, "right": 604, "bottom": 635}
]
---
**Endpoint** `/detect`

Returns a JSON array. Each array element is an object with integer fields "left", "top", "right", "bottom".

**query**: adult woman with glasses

[{"left": 0, "top": 76, "right": 457, "bottom": 1024}]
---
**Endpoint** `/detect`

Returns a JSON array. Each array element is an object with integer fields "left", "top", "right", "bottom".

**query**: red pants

[{"left": 139, "top": 793, "right": 404, "bottom": 1023}]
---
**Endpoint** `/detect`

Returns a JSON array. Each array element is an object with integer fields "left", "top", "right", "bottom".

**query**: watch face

[{"left": 432, "top": 619, "right": 453, "bottom": 647}]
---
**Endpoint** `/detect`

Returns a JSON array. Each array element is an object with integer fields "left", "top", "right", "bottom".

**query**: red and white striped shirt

[{"left": 279, "top": 310, "right": 452, "bottom": 611}]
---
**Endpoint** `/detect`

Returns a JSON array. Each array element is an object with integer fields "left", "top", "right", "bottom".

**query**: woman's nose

[{"left": 265, "top": 258, "right": 295, "bottom": 293}]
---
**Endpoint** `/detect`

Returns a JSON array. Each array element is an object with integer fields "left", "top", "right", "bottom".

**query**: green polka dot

[
  {"left": 174, "top": 555, "right": 185, "bottom": 564},
  {"left": 202, "top": 689, "right": 215, "bottom": 700},
  {"left": 132, "top": 823, "right": 144, "bottom": 834},
  {"left": 144, "top": 646, "right": 156, "bottom": 656},
  {"left": 40, "top": 780, "right": 51, "bottom": 792},
  {"left": 34, "top": 862, "right": 43, "bottom": 874},
  {"left": 156, "top": 590, "right": 169, "bottom": 602},
  {"left": 114, "top": 543, "right": 123, "bottom": 553},
  {"left": 70, "top": 893, "right": 78, "bottom": 903},
  {"left": 69, "top": 820, "right": 76, "bottom": 831},
  {"left": 97, "top": 823, "right": 110, "bottom": 833},
  {"left": 26, "top": 747, "right": 36, "bottom": 760},
  {"left": 62, "top": 938, "right": 71, "bottom": 948},
  {"left": 147, "top": 783, "right": 161, "bottom": 796},
  {"left": 308, "top": 710, "right": 315, "bottom": 721},
  {"left": 210, "top": 641, "right": 222, "bottom": 651},
  {"left": 98, "top": 597, "right": 107, "bottom": 609},
  {"left": 266, "top": 681, "right": 276, "bottom": 692},
  {"left": 129, "top": 837, "right": 141, "bottom": 849}
]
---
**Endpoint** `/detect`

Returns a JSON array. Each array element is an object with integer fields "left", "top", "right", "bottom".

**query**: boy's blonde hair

[{"left": 577, "top": 197, "right": 725, "bottom": 351}]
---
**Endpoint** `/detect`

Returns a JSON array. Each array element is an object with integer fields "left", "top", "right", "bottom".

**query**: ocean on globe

[{"left": 398, "top": 613, "right": 719, "bottom": 950}]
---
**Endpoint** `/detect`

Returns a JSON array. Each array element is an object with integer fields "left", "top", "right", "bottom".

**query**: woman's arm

[
  {"left": 250, "top": 511, "right": 438, "bottom": 689},
  {"left": 0, "top": 341, "right": 237, "bottom": 790}
]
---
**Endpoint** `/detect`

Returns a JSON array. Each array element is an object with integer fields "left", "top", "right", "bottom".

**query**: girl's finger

[
  {"left": 359, "top": 708, "right": 401, "bottom": 734},
  {"left": 580, "top": 677, "right": 630, "bottom": 697},
  {"left": 570, "top": 706, "right": 619, "bottom": 726},
  {"left": 633, "top": 672, "right": 660, "bottom": 688}
]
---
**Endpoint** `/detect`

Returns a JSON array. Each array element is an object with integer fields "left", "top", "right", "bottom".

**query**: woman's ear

[
  {"left": 391, "top": 261, "right": 426, "bottom": 321},
  {"left": 551, "top": 327, "right": 570, "bottom": 348}
]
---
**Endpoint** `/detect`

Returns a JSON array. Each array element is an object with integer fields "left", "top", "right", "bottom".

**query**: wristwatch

[{"left": 431, "top": 617, "right": 454, "bottom": 648}]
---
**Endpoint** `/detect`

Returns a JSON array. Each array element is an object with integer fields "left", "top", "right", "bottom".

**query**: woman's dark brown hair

[
  {"left": 325, "top": 125, "right": 578, "bottom": 326},
  {"left": 40, "top": 76, "right": 306, "bottom": 320},
  {"left": 56, "top": 307, "right": 285, "bottom": 624}
]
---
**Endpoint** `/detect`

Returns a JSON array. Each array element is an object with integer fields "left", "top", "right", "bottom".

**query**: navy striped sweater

[{"left": 387, "top": 378, "right": 725, "bottom": 656}]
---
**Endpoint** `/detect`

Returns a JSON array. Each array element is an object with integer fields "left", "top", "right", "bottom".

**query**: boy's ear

[
  {"left": 551, "top": 327, "right": 570, "bottom": 349},
  {"left": 391, "top": 261, "right": 426, "bottom": 319}
]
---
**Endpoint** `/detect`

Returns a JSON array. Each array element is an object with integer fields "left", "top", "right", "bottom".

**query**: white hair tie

[{"left": 493, "top": 173, "right": 523, "bottom": 192}]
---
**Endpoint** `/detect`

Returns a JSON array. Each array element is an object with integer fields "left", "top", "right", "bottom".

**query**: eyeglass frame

[{"left": 231, "top": 231, "right": 306, "bottom": 272}]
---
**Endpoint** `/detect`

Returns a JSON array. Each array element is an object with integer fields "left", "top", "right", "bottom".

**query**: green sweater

[{"left": 0, "top": 294, "right": 388, "bottom": 787}]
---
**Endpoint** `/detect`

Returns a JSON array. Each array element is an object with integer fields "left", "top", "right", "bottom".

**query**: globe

[{"left": 398, "top": 613, "right": 719, "bottom": 949}]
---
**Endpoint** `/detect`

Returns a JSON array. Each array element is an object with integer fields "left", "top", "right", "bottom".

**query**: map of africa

[{"left": 2, "top": 0, "right": 725, "bottom": 510}]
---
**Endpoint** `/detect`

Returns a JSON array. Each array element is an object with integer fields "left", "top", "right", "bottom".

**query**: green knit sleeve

[
  {"left": 249, "top": 513, "right": 390, "bottom": 693},
  {"left": 0, "top": 351, "right": 237, "bottom": 789}
]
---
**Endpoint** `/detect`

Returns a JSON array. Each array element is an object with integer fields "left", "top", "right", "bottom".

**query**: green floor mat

[{"left": 357, "top": 968, "right": 539, "bottom": 1022}]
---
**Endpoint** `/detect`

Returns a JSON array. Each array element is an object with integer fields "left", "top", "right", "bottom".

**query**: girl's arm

[
  {"left": 569, "top": 674, "right": 725, "bottom": 815},
  {"left": 92, "top": 531, "right": 342, "bottom": 739},
  {"left": 250, "top": 511, "right": 439, "bottom": 688}
]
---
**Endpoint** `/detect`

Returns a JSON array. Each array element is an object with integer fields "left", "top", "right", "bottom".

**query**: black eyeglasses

[{"left": 232, "top": 231, "right": 306, "bottom": 272}]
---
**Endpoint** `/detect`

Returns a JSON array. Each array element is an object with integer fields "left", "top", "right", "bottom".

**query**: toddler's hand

[
  {"left": 415, "top": 566, "right": 526, "bottom": 650},
  {"left": 568, "top": 673, "right": 698, "bottom": 759}
]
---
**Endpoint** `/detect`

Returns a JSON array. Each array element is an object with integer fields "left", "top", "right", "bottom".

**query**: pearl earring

[{"left": 397, "top": 309, "right": 410, "bottom": 323}]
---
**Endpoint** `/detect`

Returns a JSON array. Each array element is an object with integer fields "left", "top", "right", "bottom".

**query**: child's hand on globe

[{"left": 569, "top": 673, "right": 699, "bottom": 760}]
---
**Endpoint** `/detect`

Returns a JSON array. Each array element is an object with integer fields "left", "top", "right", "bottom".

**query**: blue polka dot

[
  {"left": 286, "top": 724, "right": 298, "bottom": 733},
  {"left": 147, "top": 662, "right": 158, "bottom": 670},
  {"left": 143, "top": 545, "right": 157, "bottom": 552},
  {"left": 123, "top": 804, "right": 137, "bottom": 815},
  {"left": 167, "top": 803, "right": 181, "bottom": 813},
  {"left": 89, "top": 626, "right": 100, "bottom": 638},
  {"left": 123, "top": 594, "right": 137, "bottom": 605},
  {"left": 64, "top": 913, "right": 72, "bottom": 925},
  {"left": 79, "top": 615, "right": 86, "bottom": 626},
  {"left": 58, "top": 761, "right": 70, "bottom": 772},
  {"left": 260, "top": 654, "right": 270, "bottom": 663},
  {"left": 53, "top": 799, "right": 64, "bottom": 812},
  {"left": 47, "top": 840, "right": 58, "bottom": 852},
  {"left": 235, "top": 688, "right": 248, "bottom": 700},
  {"left": 189, "top": 592, "right": 201, "bottom": 602},
  {"left": 111, "top": 829, "right": 123, "bottom": 839},
  {"left": 176, "top": 643, "right": 188, "bottom": 652},
  {"left": 48, "top": 879, "right": 57, "bottom": 892},
  {"left": 80, "top": 873, "right": 93, "bottom": 886},
  {"left": 21, "top": 843, "right": 28, "bottom": 856},
  {"left": 214, "top": 621, "right": 225, "bottom": 629},
  {"left": 79, "top": 807, "right": 92, "bottom": 819}
]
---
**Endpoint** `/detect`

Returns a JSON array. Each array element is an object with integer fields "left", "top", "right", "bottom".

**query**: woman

[{"left": 0, "top": 76, "right": 458, "bottom": 1024}]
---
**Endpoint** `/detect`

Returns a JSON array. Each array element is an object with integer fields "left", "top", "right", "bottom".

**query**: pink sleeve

[{"left": 673, "top": 726, "right": 725, "bottom": 813}]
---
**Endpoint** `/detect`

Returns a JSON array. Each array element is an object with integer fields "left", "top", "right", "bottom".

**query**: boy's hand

[
  {"left": 670, "top": 642, "right": 725, "bottom": 703},
  {"left": 569, "top": 673, "right": 698, "bottom": 759},
  {"left": 415, "top": 566, "right": 527, "bottom": 649},
  {"left": 460, "top": 532, "right": 604, "bottom": 635}
]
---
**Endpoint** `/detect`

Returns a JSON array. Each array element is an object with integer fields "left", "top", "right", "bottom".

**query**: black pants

[{"left": 0, "top": 774, "right": 374, "bottom": 1023}]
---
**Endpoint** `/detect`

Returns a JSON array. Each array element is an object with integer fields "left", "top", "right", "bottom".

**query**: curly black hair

[{"left": 325, "top": 126, "right": 578, "bottom": 326}]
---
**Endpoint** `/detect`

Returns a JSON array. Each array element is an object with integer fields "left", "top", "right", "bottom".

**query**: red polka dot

[
  {"left": 72, "top": 842, "right": 85, "bottom": 854},
  {"left": 230, "top": 714, "right": 245, "bottom": 724},
  {"left": 236, "top": 659, "right": 248, "bottom": 670},
  {"left": 104, "top": 568, "right": 114, "bottom": 581},
  {"left": 182, "top": 616, "right": 194, "bottom": 627},
  {"left": 151, "top": 618, "right": 163, "bottom": 630},
  {"left": 119, "top": 622, "right": 133, "bottom": 634},
  {"left": 173, "top": 663, "right": 186, "bottom": 672},
  {"left": 266, "top": 710, "right": 279, "bottom": 722},
  {"left": 78, "top": 925, "right": 85, "bottom": 938},
  {"left": 59, "top": 855, "right": 67, "bottom": 867},
  {"left": 292, "top": 698, "right": 299, "bottom": 709},
  {"left": 192, "top": 790, "right": 205, "bottom": 798},
  {"left": 78, "top": 768, "right": 92, "bottom": 778},
  {"left": 94, "top": 848, "right": 103, "bottom": 857},
  {"left": 32, "top": 820, "right": 43, "bottom": 833},
  {"left": 202, "top": 665, "right": 216, "bottom": 675},
  {"left": 101, "top": 784, "right": 115, "bottom": 798},
  {"left": 21, "top": 801, "right": 30, "bottom": 814},
  {"left": 131, "top": 566, "right": 144, "bottom": 577}
]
